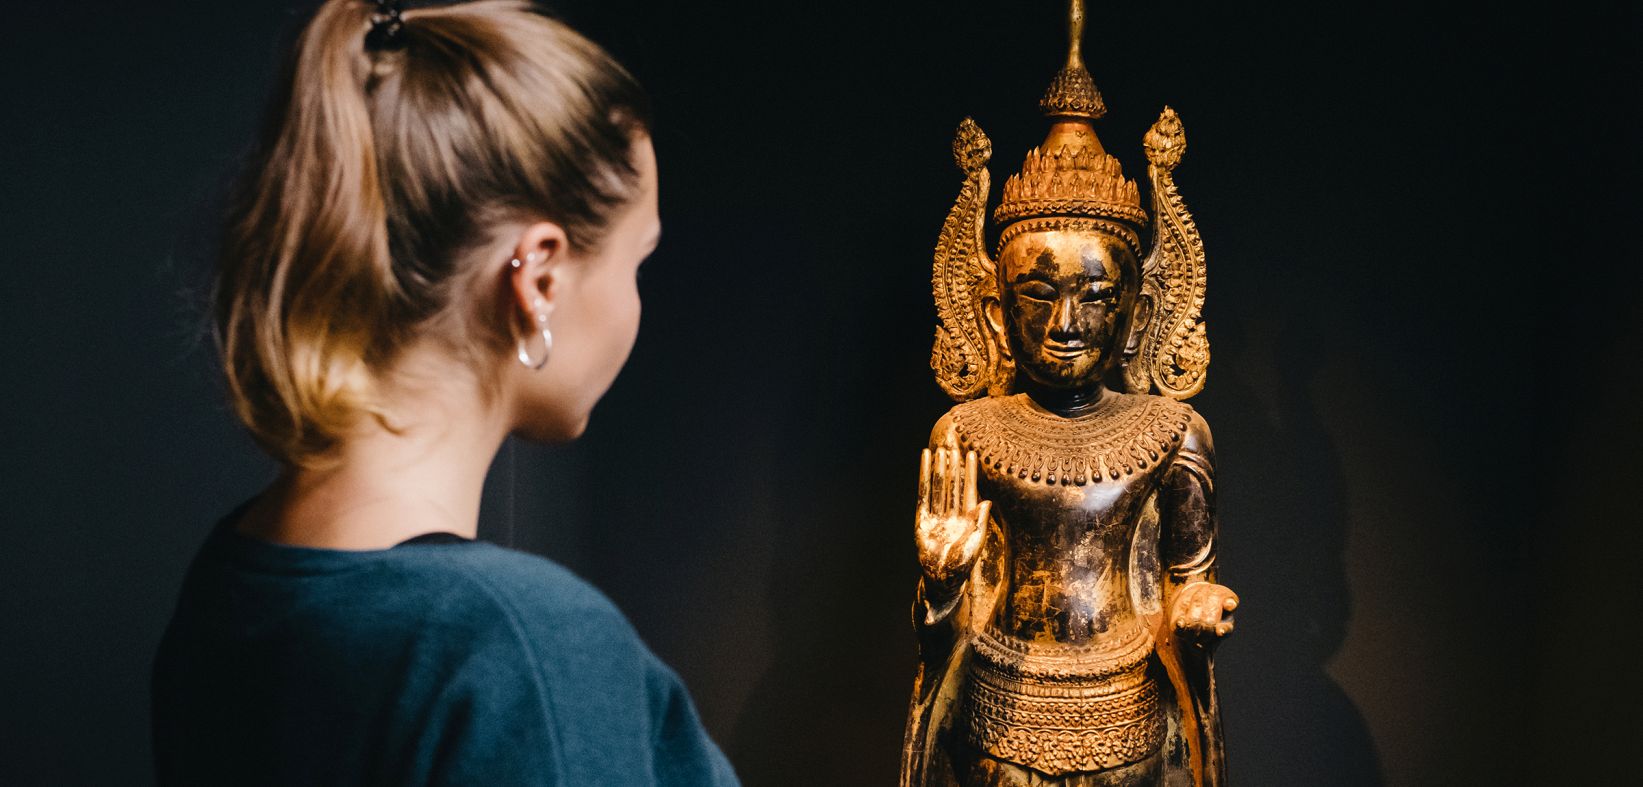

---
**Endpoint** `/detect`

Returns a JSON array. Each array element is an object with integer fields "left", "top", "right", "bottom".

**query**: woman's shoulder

[
  {"left": 386, "top": 546, "right": 661, "bottom": 738},
  {"left": 392, "top": 542, "right": 642, "bottom": 653},
  {"left": 364, "top": 544, "right": 707, "bottom": 783},
  {"left": 186, "top": 524, "right": 734, "bottom": 783},
  {"left": 406, "top": 545, "right": 723, "bottom": 780}
]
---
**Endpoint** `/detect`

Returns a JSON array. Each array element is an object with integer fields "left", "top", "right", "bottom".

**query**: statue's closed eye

[
  {"left": 1079, "top": 287, "right": 1117, "bottom": 304},
  {"left": 1017, "top": 281, "right": 1057, "bottom": 301}
]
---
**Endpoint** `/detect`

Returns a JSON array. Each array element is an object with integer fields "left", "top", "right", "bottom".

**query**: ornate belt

[{"left": 961, "top": 626, "right": 1163, "bottom": 776}]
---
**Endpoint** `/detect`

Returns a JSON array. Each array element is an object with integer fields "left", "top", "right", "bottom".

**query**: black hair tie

[{"left": 365, "top": 0, "right": 406, "bottom": 51}]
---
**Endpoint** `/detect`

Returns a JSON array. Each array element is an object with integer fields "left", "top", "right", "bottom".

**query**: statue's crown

[{"left": 994, "top": 10, "right": 1147, "bottom": 229}]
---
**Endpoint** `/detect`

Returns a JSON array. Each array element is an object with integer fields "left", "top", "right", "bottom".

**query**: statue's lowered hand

[{"left": 1170, "top": 581, "right": 1239, "bottom": 649}]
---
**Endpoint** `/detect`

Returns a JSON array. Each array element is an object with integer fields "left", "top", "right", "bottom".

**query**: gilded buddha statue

[{"left": 902, "top": 2, "right": 1237, "bottom": 784}]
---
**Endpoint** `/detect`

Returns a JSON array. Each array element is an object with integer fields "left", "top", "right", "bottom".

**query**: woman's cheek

[
  {"left": 589, "top": 279, "right": 640, "bottom": 385},
  {"left": 616, "top": 280, "right": 642, "bottom": 348}
]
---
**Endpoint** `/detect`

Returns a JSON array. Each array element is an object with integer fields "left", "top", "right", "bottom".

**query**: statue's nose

[{"left": 1048, "top": 296, "right": 1078, "bottom": 340}]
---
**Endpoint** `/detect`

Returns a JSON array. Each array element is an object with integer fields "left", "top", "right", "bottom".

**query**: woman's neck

[{"left": 238, "top": 347, "right": 510, "bottom": 550}]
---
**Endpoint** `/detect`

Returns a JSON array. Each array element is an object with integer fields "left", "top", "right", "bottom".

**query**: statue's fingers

[
  {"left": 964, "top": 450, "right": 979, "bottom": 512},
  {"left": 1222, "top": 595, "right": 1239, "bottom": 612},
  {"left": 946, "top": 447, "right": 960, "bottom": 517},
  {"left": 930, "top": 448, "right": 947, "bottom": 517},
  {"left": 939, "top": 448, "right": 952, "bottom": 516},
  {"left": 943, "top": 447, "right": 958, "bottom": 517},
  {"left": 946, "top": 446, "right": 959, "bottom": 519},
  {"left": 918, "top": 449, "right": 932, "bottom": 513},
  {"left": 1215, "top": 620, "right": 1234, "bottom": 637},
  {"left": 1180, "top": 612, "right": 1218, "bottom": 637}
]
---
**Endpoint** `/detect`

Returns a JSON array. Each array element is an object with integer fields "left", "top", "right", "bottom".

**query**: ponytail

[{"left": 214, "top": 0, "right": 649, "bottom": 465}]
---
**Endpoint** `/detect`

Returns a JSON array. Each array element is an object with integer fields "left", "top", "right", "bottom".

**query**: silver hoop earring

[{"left": 516, "top": 310, "right": 552, "bottom": 370}]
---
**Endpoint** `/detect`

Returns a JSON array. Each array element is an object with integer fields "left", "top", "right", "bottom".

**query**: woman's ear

[{"left": 506, "top": 221, "right": 569, "bottom": 330}]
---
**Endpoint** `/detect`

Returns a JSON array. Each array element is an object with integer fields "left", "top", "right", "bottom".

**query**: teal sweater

[{"left": 152, "top": 505, "right": 739, "bottom": 786}]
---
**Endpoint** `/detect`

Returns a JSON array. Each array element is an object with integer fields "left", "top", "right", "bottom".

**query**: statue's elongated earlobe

[{"left": 1123, "top": 292, "right": 1154, "bottom": 360}]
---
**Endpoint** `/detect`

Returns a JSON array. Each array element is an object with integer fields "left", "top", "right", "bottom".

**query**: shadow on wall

[
  {"left": 722, "top": 324, "right": 940, "bottom": 783},
  {"left": 1209, "top": 305, "right": 1382, "bottom": 785}
]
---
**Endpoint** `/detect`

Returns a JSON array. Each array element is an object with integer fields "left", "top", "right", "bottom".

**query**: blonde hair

[{"left": 214, "top": 0, "right": 649, "bottom": 465}]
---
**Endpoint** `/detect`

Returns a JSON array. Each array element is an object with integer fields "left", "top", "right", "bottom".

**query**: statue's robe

[{"left": 901, "top": 394, "right": 1225, "bottom": 787}]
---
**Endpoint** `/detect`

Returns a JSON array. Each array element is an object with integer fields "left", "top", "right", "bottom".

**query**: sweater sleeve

[
  {"left": 454, "top": 549, "right": 740, "bottom": 785},
  {"left": 645, "top": 657, "right": 741, "bottom": 787},
  {"left": 420, "top": 644, "right": 563, "bottom": 787}
]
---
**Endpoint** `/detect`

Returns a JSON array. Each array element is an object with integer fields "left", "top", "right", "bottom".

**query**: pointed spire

[
  {"left": 1038, "top": 0, "right": 1105, "bottom": 120},
  {"left": 995, "top": 1, "right": 1144, "bottom": 229}
]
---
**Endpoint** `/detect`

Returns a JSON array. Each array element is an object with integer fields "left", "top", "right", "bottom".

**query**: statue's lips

[{"left": 1042, "top": 343, "right": 1090, "bottom": 361}]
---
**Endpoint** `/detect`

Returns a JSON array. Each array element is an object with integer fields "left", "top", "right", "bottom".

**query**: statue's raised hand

[
  {"left": 1171, "top": 581, "right": 1239, "bottom": 648},
  {"left": 916, "top": 447, "right": 992, "bottom": 594}
]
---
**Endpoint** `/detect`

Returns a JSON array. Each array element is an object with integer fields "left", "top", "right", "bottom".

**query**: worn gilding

[{"left": 905, "top": 2, "right": 1237, "bottom": 785}]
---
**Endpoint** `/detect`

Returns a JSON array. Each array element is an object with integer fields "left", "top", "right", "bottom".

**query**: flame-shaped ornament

[
  {"left": 1124, "top": 107, "right": 1210, "bottom": 400},
  {"left": 931, "top": 117, "right": 1013, "bottom": 400}
]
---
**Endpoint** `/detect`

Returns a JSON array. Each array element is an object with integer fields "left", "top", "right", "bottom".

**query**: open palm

[{"left": 915, "top": 447, "right": 991, "bottom": 586}]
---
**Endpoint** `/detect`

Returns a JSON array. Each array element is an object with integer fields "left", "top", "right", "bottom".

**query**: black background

[{"left": 1, "top": 1, "right": 1635, "bottom": 784}]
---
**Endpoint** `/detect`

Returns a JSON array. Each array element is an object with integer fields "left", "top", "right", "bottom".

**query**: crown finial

[
  {"left": 1066, "top": 0, "right": 1085, "bottom": 69},
  {"left": 1039, "top": 0, "right": 1105, "bottom": 120},
  {"left": 996, "top": 0, "right": 1141, "bottom": 231}
]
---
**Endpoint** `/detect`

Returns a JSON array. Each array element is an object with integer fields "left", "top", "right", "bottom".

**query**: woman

[{"left": 151, "top": 1, "right": 738, "bottom": 784}]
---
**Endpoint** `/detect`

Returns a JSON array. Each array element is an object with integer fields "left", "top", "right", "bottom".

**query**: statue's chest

[
  {"left": 953, "top": 394, "right": 1191, "bottom": 543},
  {"left": 954, "top": 394, "right": 1190, "bottom": 486}
]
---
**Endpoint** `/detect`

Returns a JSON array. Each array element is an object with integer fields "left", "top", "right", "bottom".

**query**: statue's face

[{"left": 998, "top": 228, "right": 1137, "bottom": 389}]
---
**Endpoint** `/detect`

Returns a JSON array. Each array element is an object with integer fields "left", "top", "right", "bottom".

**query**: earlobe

[
  {"left": 503, "top": 222, "right": 568, "bottom": 372},
  {"left": 507, "top": 249, "right": 557, "bottom": 371},
  {"left": 1124, "top": 293, "right": 1153, "bottom": 357},
  {"left": 982, "top": 296, "right": 1004, "bottom": 335},
  {"left": 982, "top": 296, "right": 1010, "bottom": 360}
]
